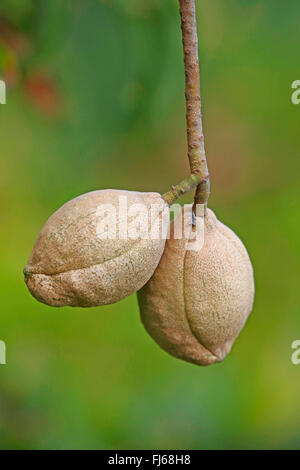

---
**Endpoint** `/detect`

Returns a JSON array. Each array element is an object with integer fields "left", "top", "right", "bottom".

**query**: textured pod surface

[
  {"left": 24, "top": 190, "right": 169, "bottom": 307},
  {"left": 138, "top": 206, "right": 255, "bottom": 366}
]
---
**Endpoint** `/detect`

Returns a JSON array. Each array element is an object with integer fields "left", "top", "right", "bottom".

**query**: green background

[{"left": 0, "top": 0, "right": 299, "bottom": 449}]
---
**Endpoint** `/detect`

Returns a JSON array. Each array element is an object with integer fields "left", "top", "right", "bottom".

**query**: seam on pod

[
  {"left": 25, "top": 204, "right": 168, "bottom": 277},
  {"left": 181, "top": 227, "right": 220, "bottom": 362}
]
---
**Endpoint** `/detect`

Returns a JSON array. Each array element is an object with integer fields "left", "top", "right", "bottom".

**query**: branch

[
  {"left": 179, "top": 0, "right": 210, "bottom": 207},
  {"left": 162, "top": 173, "right": 202, "bottom": 205}
]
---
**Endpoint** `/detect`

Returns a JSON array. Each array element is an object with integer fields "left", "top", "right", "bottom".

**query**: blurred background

[{"left": 0, "top": 0, "right": 299, "bottom": 449}]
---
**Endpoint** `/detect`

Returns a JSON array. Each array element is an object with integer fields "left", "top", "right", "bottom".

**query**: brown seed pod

[
  {"left": 24, "top": 190, "right": 169, "bottom": 307},
  {"left": 138, "top": 206, "right": 255, "bottom": 366}
]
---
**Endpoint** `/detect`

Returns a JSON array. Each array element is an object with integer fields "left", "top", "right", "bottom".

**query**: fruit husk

[
  {"left": 138, "top": 206, "right": 255, "bottom": 366},
  {"left": 24, "top": 189, "right": 169, "bottom": 307}
]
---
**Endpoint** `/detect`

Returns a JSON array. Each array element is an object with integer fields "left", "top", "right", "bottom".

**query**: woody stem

[{"left": 179, "top": 0, "right": 210, "bottom": 208}]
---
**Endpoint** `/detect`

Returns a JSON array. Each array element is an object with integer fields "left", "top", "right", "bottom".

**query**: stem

[
  {"left": 179, "top": 0, "right": 210, "bottom": 208},
  {"left": 162, "top": 173, "right": 202, "bottom": 205}
]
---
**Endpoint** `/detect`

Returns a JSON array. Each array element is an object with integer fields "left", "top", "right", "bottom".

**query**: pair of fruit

[{"left": 24, "top": 188, "right": 254, "bottom": 366}]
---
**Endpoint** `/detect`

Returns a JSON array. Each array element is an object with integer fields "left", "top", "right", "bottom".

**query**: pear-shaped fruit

[
  {"left": 24, "top": 190, "right": 169, "bottom": 307},
  {"left": 138, "top": 206, "right": 255, "bottom": 366}
]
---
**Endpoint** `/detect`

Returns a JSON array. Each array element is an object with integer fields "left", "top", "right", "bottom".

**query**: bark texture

[{"left": 179, "top": 0, "right": 210, "bottom": 206}]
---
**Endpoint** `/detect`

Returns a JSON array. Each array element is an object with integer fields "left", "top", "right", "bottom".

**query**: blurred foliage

[
  {"left": 0, "top": 0, "right": 299, "bottom": 449},
  {"left": 0, "top": 0, "right": 35, "bottom": 26}
]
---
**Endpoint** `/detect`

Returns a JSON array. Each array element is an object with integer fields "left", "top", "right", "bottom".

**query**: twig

[
  {"left": 162, "top": 0, "right": 210, "bottom": 208},
  {"left": 179, "top": 0, "right": 210, "bottom": 208},
  {"left": 162, "top": 173, "right": 202, "bottom": 205}
]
